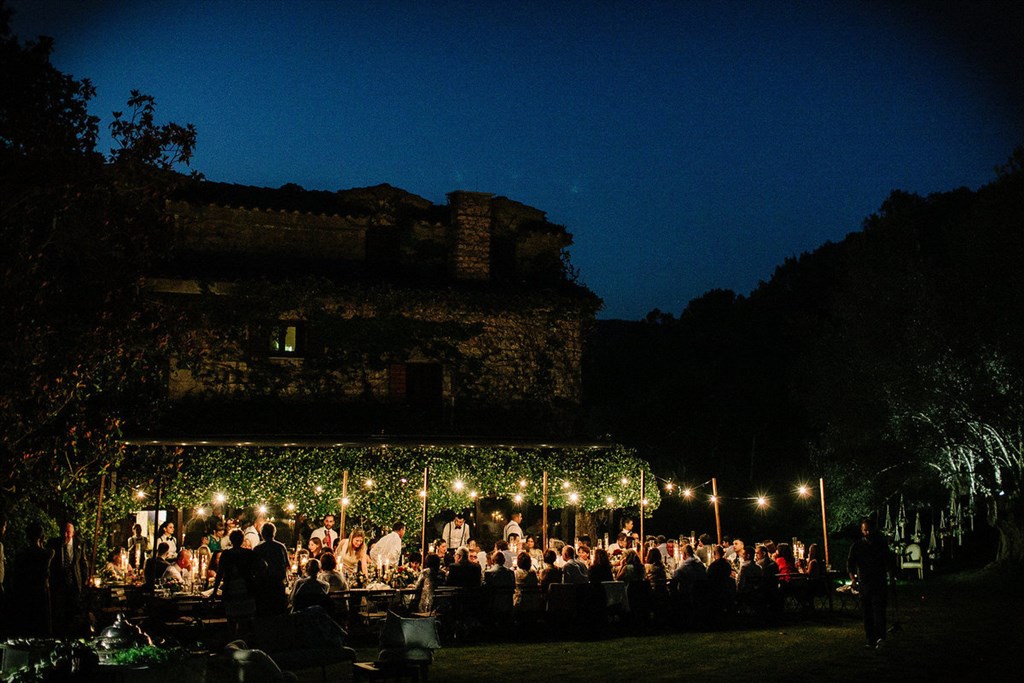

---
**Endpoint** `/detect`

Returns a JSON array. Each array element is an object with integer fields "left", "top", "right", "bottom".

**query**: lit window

[{"left": 268, "top": 322, "right": 304, "bottom": 357}]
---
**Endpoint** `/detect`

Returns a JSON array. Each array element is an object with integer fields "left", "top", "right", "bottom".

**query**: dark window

[{"left": 389, "top": 362, "right": 443, "bottom": 416}]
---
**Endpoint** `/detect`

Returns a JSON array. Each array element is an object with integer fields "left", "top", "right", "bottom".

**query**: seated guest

[
  {"left": 484, "top": 550, "right": 516, "bottom": 588},
  {"left": 497, "top": 538, "right": 516, "bottom": 569},
  {"left": 539, "top": 549, "right": 563, "bottom": 590},
  {"left": 671, "top": 543, "right": 706, "bottom": 593},
  {"left": 728, "top": 539, "right": 745, "bottom": 568},
  {"left": 432, "top": 539, "right": 449, "bottom": 570},
  {"left": 290, "top": 558, "right": 329, "bottom": 612},
  {"left": 307, "top": 536, "right": 323, "bottom": 558},
  {"left": 736, "top": 546, "right": 763, "bottom": 593},
  {"left": 775, "top": 542, "right": 797, "bottom": 581},
  {"left": 163, "top": 548, "right": 193, "bottom": 583},
  {"left": 514, "top": 551, "right": 541, "bottom": 610},
  {"left": 317, "top": 552, "right": 347, "bottom": 592},
  {"left": 446, "top": 547, "right": 482, "bottom": 588},
  {"left": 523, "top": 535, "right": 543, "bottom": 567},
  {"left": 576, "top": 544, "right": 592, "bottom": 567},
  {"left": 707, "top": 545, "right": 733, "bottom": 585},
  {"left": 561, "top": 545, "right": 589, "bottom": 584},
  {"left": 588, "top": 547, "right": 613, "bottom": 584},
  {"left": 468, "top": 539, "right": 488, "bottom": 567},
  {"left": 645, "top": 547, "right": 668, "bottom": 589},
  {"left": 607, "top": 532, "right": 630, "bottom": 562},
  {"left": 144, "top": 542, "right": 171, "bottom": 589},
  {"left": 755, "top": 544, "right": 779, "bottom": 585},
  {"left": 412, "top": 554, "right": 441, "bottom": 613},
  {"left": 804, "top": 543, "right": 824, "bottom": 578},
  {"left": 102, "top": 548, "right": 128, "bottom": 582},
  {"left": 615, "top": 549, "right": 644, "bottom": 583}
]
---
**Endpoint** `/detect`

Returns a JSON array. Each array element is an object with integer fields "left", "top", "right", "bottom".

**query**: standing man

[
  {"left": 369, "top": 521, "right": 406, "bottom": 569},
  {"left": 848, "top": 517, "right": 893, "bottom": 650},
  {"left": 503, "top": 512, "right": 523, "bottom": 542},
  {"left": 310, "top": 514, "right": 338, "bottom": 552},
  {"left": 48, "top": 522, "right": 89, "bottom": 636},
  {"left": 441, "top": 513, "right": 471, "bottom": 552},
  {"left": 252, "top": 522, "right": 290, "bottom": 615}
]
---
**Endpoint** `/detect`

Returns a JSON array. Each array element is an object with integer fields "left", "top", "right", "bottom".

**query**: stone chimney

[{"left": 447, "top": 191, "right": 493, "bottom": 281}]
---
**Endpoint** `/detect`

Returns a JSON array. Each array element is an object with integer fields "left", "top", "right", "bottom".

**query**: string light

[
  {"left": 214, "top": 493, "right": 226, "bottom": 504},
  {"left": 365, "top": 479, "right": 374, "bottom": 488},
  {"left": 453, "top": 480, "right": 465, "bottom": 492},
  {"left": 257, "top": 505, "right": 267, "bottom": 515},
  {"left": 756, "top": 496, "right": 768, "bottom": 508},
  {"left": 562, "top": 481, "right": 571, "bottom": 489},
  {"left": 665, "top": 483, "right": 674, "bottom": 492},
  {"left": 418, "top": 490, "right": 427, "bottom": 498},
  {"left": 642, "top": 498, "right": 649, "bottom": 506},
  {"left": 620, "top": 477, "right": 629, "bottom": 486},
  {"left": 606, "top": 496, "right": 614, "bottom": 505},
  {"left": 470, "top": 490, "right": 478, "bottom": 499},
  {"left": 797, "top": 484, "right": 811, "bottom": 498},
  {"left": 341, "top": 497, "right": 350, "bottom": 507},
  {"left": 709, "top": 495, "right": 718, "bottom": 503},
  {"left": 196, "top": 507, "right": 207, "bottom": 517},
  {"left": 314, "top": 486, "right": 323, "bottom": 494},
  {"left": 519, "top": 479, "right": 527, "bottom": 489},
  {"left": 569, "top": 492, "right": 579, "bottom": 504},
  {"left": 513, "top": 494, "right": 523, "bottom": 504},
  {"left": 285, "top": 503, "right": 295, "bottom": 513},
  {"left": 682, "top": 488, "right": 693, "bottom": 499},
  {"left": 134, "top": 490, "right": 146, "bottom": 500}
]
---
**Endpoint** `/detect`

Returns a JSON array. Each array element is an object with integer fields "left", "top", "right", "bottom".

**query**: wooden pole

[
  {"left": 339, "top": 470, "right": 349, "bottom": 538},
  {"left": 639, "top": 468, "right": 645, "bottom": 558},
  {"left": 542, "top": 471, "right": 549, "bottom": 551},
  {"left": 420, "top": 467, "right": 429, "bottom": 558},
  {"left": 712, "top": 477, "right": 722, "bottom": 546},
  {"left": 90, "top": 472, "right": 106, "bottom": 578},
  {"left": 820, "top": 477, "right": 831, "bottom": 568}
]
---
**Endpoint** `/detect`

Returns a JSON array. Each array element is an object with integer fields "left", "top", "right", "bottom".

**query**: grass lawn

[{"left": 354, "top": 568, "right": 1023, "bottom": 681}]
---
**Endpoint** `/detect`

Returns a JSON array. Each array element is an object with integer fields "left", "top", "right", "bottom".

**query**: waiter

[
  {"left": 503, "top": 512, "right": 523, "bottom": 542},
  {"left": 442, "top": 513, "right": 471, "bottom": 552}
]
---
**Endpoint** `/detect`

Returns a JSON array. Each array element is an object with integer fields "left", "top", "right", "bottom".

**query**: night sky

[{"left": 10, "top": 1, "right": 1023, "bottom": 320}]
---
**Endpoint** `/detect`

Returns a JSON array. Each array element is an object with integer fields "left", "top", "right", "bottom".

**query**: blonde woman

[{"left": 336, "top": 528, "right": 369, "bottom": 577}]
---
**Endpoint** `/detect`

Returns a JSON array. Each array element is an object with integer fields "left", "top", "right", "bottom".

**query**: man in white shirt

[
  {"left": 310, "top": 514, "right": 338, "bottom": 552},
  {"left": 503, "top": 512, "right": 523, "bottom": 541},
  {"left": 243, "top": 511, "right": 267, "bottom": 549},
  {"left": 369, "top": 521, "right": 406, "bottom": 568},
  {"left": 441, "top": 513, "right": 471, "bottom": 551}
]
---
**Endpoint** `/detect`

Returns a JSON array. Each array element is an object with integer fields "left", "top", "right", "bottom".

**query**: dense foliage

[{"left": 585, "top": 149, "right": 1024, "bottom": 563}]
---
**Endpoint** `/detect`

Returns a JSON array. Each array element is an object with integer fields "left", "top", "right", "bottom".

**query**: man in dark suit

[
  {"left": 48, "top": 521, "right": 89, "bottom": 636},
  {"left": 252, "top": 522, "right": 289, "bottom": 615}
]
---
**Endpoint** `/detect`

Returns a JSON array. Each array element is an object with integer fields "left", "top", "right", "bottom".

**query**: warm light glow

[
  {"left": 134, "top": 490, "right": 146, "bottom": 500},
  {"left": 214, "top": 493, "right": 226, "bottom": 504},
  {"left": 400, "top": 478, "right": 408, "bottom": 484},
  {"left": 569, "top": 492, "right": 579, "bottom": 504},
  {"left": 757, "top": 496, "right": 768, "bottom": 508},
  {"left": 470, "top": 490, "right": 478, "bottom": 499},
  {"left": 798, "top": 484, "right": 810, "bottom": 498},
  {"left": 196, "top": 507, "right": 207, "bottom": 517},
  {"left": 514, "top": 494, "right": 523, "bottom": 503},
  {"left": 365, "top": 479, "right": 374, "bottom": 488},
  {"left": 258, "top": 505, "right": 267, "bottom": 515},
  {"left": 710, "top": 495, "right": 718, "bottom": 503},
  {"left": 620, "top": 477, "right": 629, "bottom": 485},
  {"left": 419, "top": 490, "right": 427, "bottom": 498},
  {"left": 642, "top": 498, "right": 649, "bottom": 506},
  {"left": 453, "top": 480, "right": 465, "bottom": 492},
  {"left": 341, "top": 497, "right": 350, "bottom": 506},
  {"left": 285, "top": 503, "right": 295, "bottom": 512},
  {"left": 519, "top": 479, "right": 527, "bottom": 488},
  {"left": 314, "top": 486, "right": 323, "bottom": 494},
  {"left": 665, "top": 483, "right": 674, "bottom": 491},
  {"left": 562, "top": 481, "right": 571, "bottom": 489},
  {"left": 682, "top": 488, "right": 693, "bottom": 498},
  {"left": 606, "top": 496, "right": 614, "bottom": 505}
]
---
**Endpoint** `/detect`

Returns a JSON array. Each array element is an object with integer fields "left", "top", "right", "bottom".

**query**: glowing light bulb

[
  {"left": 135, "top": 490, "right": 146, "bottom": 500},
  {"left": 419, "top": 490, "right": 427, "bottom": 498},
  {"left": 314, "top": 486, "right": 323, "bottom": 494},
  {"left": 258, "top": 505, "right": 267, "bottom": 515},
  {"left": 514, "top": 494, "right": 523, "bottom": 503},
  {"left": 620, "top": 477, "right": 629, "bottom": 486},
  {"left": 798, "top": 485, "right": 810, "bottom": 497},
  {"left": 196, "top": 507, "right": 207, "bottom": 516},
  {"left": 341, "top": 497, "right": 350, "bottom": 507},
  {"left": 453, "top": 480, "right": 464, "bottom": 492},
  {"left": 710, "top": 495, "right": 718, "bottom": 503},
  {"left": 519, "top": 479, "right": 527, "bottom": 489},
  {"left": 470, "top": 490, "right": 478, "bottom": 499},
  {"left": 569, "top": 492, "right": 579, "bottom": 504},
  {"left": 365, "top": 479, "right": 374, "bottom": 488},
  {"left": 682, "top": 489, "right": 692, "bottom": 499},
  {"left": 757, "top": 496, "right": 768, "bottom": 508},
  {"left": 642, "top": 498, "right": 649, "bottom": 506},
  {"left": 214, "top": 493, "right": 226, "bottom": 504},
  {"left": 562, "top": 481, "right": 571, "bottom": 489},
  {"left": 606, "top": 496, "right": 614, "bottom": 506},
  {"left": 285, "top": 503, "right": 295, "bottom": 512},
  {"left": 665, "top": 483, "right": 674, "bottom": 492}
]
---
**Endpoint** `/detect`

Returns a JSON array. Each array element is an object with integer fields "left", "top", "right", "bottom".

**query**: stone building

[{"left": 148, "top": 180, "right": 601, "bottom": 438}]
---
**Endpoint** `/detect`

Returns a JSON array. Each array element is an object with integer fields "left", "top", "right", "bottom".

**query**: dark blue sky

[{"left": 11, "top": 1, "right": 1023, "bottom": 319}]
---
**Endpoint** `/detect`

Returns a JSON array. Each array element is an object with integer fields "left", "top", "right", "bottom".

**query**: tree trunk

[
  {"left": 575, "top": 510, "right": 598, "bottom": 546},
  {"left": 988, "top": 497, "right": 1024, "bottom": 567}
]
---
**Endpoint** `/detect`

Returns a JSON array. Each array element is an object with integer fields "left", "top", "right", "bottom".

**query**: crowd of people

[{"left": 0, "top": 507, "right": 890, "bottom": 646}]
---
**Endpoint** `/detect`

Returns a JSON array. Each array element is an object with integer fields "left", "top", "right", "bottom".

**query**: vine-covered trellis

[{"left": 106, "top": 444, "right": 660, "bottom": 542}]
